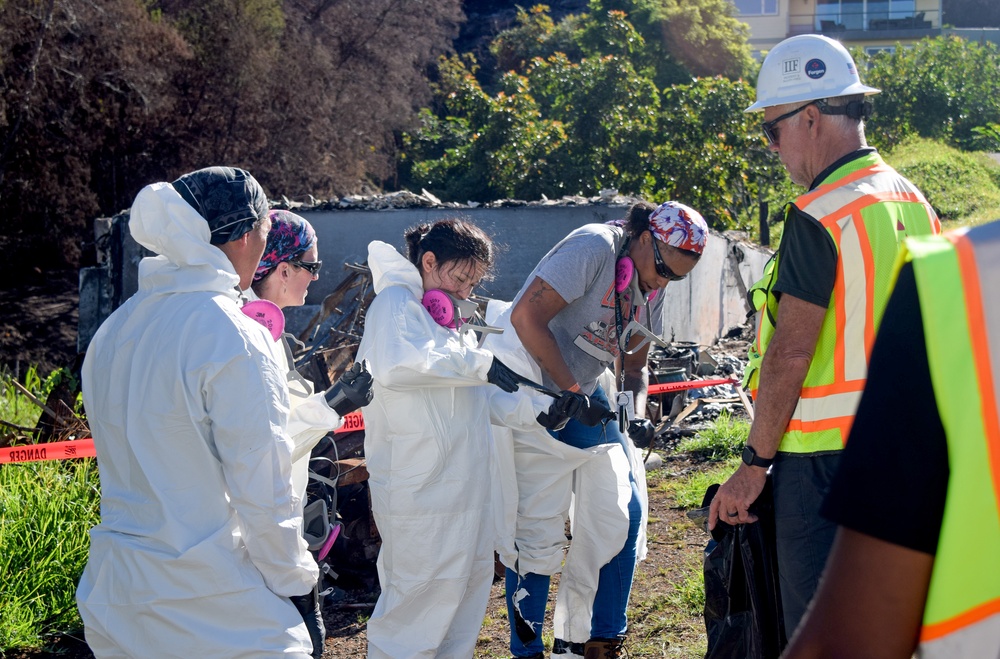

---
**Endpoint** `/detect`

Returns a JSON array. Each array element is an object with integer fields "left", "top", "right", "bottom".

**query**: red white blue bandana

[{"left": 648, "top": 201, "right": 708, "bottom": 255}]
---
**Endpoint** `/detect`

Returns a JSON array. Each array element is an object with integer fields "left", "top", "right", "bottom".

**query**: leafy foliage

[
  {"left": 860, "top": 36, "right": 1000, "bottom": 152},
  {"left": 402, "top": 3, "right": 786, "bottom": 231}
]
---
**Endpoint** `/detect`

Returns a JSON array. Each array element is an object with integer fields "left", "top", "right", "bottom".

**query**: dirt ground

[{"left": 0, "top": 269, "right": 80, "bottom": 375}]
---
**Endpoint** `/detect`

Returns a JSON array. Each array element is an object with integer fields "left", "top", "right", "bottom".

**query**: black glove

[
  {"left": 628, "top": 418, "right": 656, "bottom": 448},
  {"left": 536, "top": 391, "right": 589, "bottom": 431},
  {"left": 289, "top": 584, "right": 325, "bottom": 658},
  {"left": 576, "top": 394, "right": 617, "bottom": 427},
  {"left": 324, "top": 359, "right": 374, "bottom": 416},
  {"left": 486, "top": 356, "right": 521, "bottom": 393}
]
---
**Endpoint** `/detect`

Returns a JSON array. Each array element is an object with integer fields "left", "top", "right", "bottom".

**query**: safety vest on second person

[
  {"left": 904, "top": 224, "right": 1000, "bottom": 659},
  {"left": 744, "top": 151, "right": 939, "bottom": 454}
]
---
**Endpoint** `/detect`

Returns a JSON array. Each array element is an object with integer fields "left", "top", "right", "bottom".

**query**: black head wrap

[{"left": 171, "top": 166, "right": 269, "bottom": 245}]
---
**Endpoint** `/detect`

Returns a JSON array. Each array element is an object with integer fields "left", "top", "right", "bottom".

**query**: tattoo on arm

[{"left": 529, "top": 283, "right": 552, "bottom": 304}]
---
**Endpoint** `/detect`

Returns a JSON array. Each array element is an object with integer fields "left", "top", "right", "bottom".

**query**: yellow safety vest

[
  {"left": 745, "top": 151, "right": 940, "bottom": 453},
  {"left": 905, "top": 224, "right": 1000, "bottom": 658}
]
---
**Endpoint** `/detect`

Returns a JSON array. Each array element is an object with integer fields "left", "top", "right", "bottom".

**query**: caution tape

[
  {"left": 647, "top": 378, "right": 739, "bottom": 395},
  {"left": 1, "top": 411, "right": 366, "bottom": 464},
  {"left": 0, "top": 438, "right": 96, "bottom": 464},
  {"left": 334, "top": 410, "right": 365, "bottom": 434}
]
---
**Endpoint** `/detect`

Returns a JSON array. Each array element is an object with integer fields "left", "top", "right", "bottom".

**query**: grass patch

[
  {"left": 0, "top": 365, "right": 97, "bottom": 652},
  {"left": 656, "top": 459, "right": 741, "bottom": 510},
  {"left": 676, "top": 410, "right": 750, "bottom": 462},
  {"left": 666, "top": 557, "right": 707, "bottom": 618},
  {"left": 0, "top": 460, "right": 100, "bottom": 650}
]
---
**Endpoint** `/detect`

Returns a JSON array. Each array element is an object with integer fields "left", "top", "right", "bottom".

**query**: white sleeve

[
  {"left": 487, "top": 388, "right": 550, "bottom": 431},
  {"left": 361, "top": 286, "right": 494, "bottom": 390},
  {"left": 287, "top": 391, "right": 343, "bottom": 462},
  {"left": 205, "top": 342, "right": 318, "bottom": 598}
]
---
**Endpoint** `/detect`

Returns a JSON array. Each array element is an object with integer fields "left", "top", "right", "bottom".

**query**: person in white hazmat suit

[
  {"left": 496, "top": 201, "right": 708, "bottom": 659},
  {"left": 245, "top": 209, "right": 373, "bottom": 543},
  {"left": 358, "top": 218, "right": 600, "bottom": 659},
  {"left": 77, "top": 167, "right": 324, "bottom": 659}
]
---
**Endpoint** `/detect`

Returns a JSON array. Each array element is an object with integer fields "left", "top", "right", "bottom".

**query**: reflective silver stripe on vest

[
  {"left": 920, "top": 611, "right": 1000, "bottom": 658},
  {"left": 971, "top": 221, "right": 1000, "bottom": 431}
]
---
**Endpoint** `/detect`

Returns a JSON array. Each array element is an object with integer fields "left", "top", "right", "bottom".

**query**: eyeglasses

[
  {"left": 289, "top": 259, "right": 323, "bottom": 276},
  {"left": 761, "top": 101, "right": 816, "bottom": 146},
  {"left": 649, "top": 231, "right": 687, "bottom": 281}
]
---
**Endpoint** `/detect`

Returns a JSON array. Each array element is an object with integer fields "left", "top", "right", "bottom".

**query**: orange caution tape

[
  {"left": 647, "top": 378, "right": 739, "bottom": 395},
  {"left": 1, "top": 412, "right": 367, "bottom": 465},
  {"left": 0, "top": 438, "right": 96, "bottom": 464},
  {"left": 333, "top": 410, "right": 365, "bottom": 434}
]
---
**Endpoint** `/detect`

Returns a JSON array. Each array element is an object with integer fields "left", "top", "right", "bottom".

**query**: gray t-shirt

[{"left": 512, "top": 223, "right": 665, "bottom": 394}]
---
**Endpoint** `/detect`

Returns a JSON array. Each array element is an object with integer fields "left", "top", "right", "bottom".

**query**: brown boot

[{"left": 582, "top": 637, "right": 626, "bottom": 659}]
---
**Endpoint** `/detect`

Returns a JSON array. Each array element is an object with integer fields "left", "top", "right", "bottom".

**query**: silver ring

[{"left": 726, "top": 511, "right": 739, "bottom": 517}]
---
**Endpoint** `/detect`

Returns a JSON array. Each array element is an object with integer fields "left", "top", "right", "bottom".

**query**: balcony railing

[{"left": 789, "top": 8, "right": 941, "bottom": 37}]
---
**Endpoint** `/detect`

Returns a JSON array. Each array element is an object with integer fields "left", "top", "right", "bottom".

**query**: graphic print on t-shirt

[{"left": 572, "top": 282, "right": 638, "bottom": 364}]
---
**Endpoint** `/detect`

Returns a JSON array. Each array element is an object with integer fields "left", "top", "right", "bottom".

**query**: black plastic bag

[{"left": 692, "top": 480, "right": 786, "bottom": 659}]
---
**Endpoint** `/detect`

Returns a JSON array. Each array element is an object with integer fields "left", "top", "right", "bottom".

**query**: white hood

[
  {"left": 130, "top": 182, "right": 242, "bottom": 299},
  {"left": 367, "top": 240, "right": 424, "bottom": 298}
]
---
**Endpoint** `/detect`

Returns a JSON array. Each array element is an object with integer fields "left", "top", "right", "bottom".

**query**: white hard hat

[{"left": 746, "top": 34, "right": 880, "bottom": 112}]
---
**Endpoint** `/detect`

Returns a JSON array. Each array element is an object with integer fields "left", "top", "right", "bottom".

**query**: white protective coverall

[
  {"left": 550, "top": 367, "right": 650, "bottom": 650},
  {"left": 358, "top": 241, "right": 549, "bottom": 659},
  {"left": 244, "top": 288, "right": 343, "bottom": 509},
  {"left": 482, "top": 305, "right": 649, "bottom": 652},
  {"left": 78, "top": 183, "right": 319, "bottom": 659}
]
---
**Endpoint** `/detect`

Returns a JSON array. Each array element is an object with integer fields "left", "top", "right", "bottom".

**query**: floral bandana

[
  {"left": 648, "top": 201, "right": 708, "bottom": 255},
  {"left": 171, "top": 166, "right": 268, "bottom": 245},
  {"left": 253, "top": 210, "right": 317, "bottom": 282}
]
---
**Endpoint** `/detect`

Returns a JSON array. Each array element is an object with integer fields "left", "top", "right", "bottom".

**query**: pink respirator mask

[
  {"left": 241, "top": 299, "right": 285, "bottom": 341},
  {"left": 421, "top": 289, "right": 503, "bottom": 344}
]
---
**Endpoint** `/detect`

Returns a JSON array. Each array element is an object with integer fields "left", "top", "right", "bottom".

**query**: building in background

[{"left": 733, "top": 0, "right": 942, "bottom": 55}]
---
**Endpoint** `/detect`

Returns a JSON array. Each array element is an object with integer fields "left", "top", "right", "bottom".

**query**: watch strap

[{"left": 742, "top": 445, "right": 773, "bottom": 468}]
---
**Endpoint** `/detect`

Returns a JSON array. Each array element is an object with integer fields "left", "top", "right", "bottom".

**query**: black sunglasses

[
  {"left": 761, "top": 101, "right": 816, "bottom": 146},
  {"left": 649, "top": 232, "right": 686, "bottom": 281},
  {"left": 289, "top": 259, "right": 323, "bottom": 276}
]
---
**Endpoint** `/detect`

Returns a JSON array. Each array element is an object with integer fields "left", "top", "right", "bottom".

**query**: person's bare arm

[
  {"left": 510, "top": 276, "right": 577, "bottom": 390},
  {"left": 709, "top": 293, "right": 826, "bottom": 528},
  {"left": 782, "top": 527, "right": 931, "bottom": 659}
]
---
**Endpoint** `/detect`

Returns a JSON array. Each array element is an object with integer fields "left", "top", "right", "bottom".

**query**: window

[
  {"left": 815, "top": 0, "right": 916, "bottom": 30},
  {"left": 864, "top": 45, "right": 896, "bottom": 55},
  {"left": 734, "top": 0, "right": 778, "bottom": 16}
]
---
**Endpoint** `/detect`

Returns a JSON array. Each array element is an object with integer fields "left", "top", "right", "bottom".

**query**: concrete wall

[
  {"left": 300, "top": 205, "right": 623, "bottom": 303},
  {"left": 79, "top": 205, "right": 773, "bottom": 351}
]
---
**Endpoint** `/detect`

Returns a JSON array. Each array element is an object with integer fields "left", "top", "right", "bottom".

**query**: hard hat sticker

[
  {"left": 781, "top": 57, "right": 800, "bottom": 81},
  {"left": 805, "top": 58, "right": 826, "bottom": 79}
]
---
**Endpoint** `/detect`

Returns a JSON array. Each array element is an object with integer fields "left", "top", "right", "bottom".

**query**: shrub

[{"left": 887, "top": 137, "right": 1000, "bottom": 225}]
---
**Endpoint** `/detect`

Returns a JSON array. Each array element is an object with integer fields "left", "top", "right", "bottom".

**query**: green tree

[
  {"left": 861, "top": 36, "right": 1000, "bottom": 151},
  {"left": 652, "top": 76, "right": 792, "bottom": 230},
  {"left": 402, "top": 2, "right": 783, "bottom": 230}
]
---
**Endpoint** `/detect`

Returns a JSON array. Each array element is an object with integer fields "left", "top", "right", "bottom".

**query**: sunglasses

[
  {"left": 289, "top": 259, "right": 323, "bottom": 276},
  {"left": 761, "top": 101, "right": 816, "bottom": 146},
  {"left": 649, "top": 231, "right": 687, "bottom": 281}
]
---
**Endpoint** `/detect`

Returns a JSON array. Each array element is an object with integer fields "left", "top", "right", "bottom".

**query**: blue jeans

[{"left": 507, "top": 386, "right": 642, "bottom": 656}]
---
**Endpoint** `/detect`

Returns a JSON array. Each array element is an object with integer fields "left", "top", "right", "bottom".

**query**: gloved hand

[
  {"left": 289, "top": 584, "right": 325, "bottom": 659},
  {"left": 577, "top": 394, "right": 617, "bottom": 427},
  {"left": 486, "top": 356, "right": 521, "bottom": 393},
  {"left": 536, "top": 391, "right": 589, "bottom": 431},
  {"left": 324, "top": 359, "right": 374, "bottom": 416},
  {"left": 628, "top": 418, "right": 656, "bottom": 448}
]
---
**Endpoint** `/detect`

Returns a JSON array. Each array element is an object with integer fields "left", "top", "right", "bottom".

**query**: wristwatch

[{"left": 742, "top": 445, "right": 774, "bottom": 469}]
